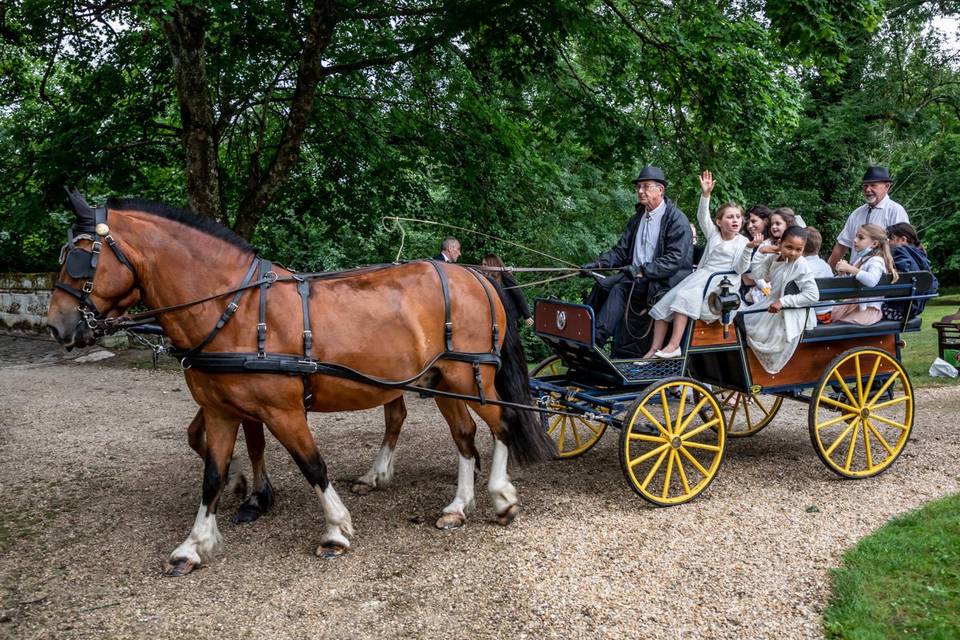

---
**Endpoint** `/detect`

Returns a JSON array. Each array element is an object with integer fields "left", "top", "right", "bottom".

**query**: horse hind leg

[
  {"left": 473, "top": 401, "right": 521, "bottom": 526},
  {"left": 164, "top": 409, "right": 239, "bottom": 576},
  {"left": 233, "top": 420, "right": 274, "bottom": 524},
  {"left": 352, "top": 395, "right": 406, "bottom": 495},
  {"left": 264, "top": 410, "right": 353, "bottom": 557},
  {"left": 433, "top": 397, "right": 480, "bottom": 530}
]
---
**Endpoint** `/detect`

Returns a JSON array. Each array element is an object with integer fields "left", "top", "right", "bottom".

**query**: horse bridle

[{"left": 56, "top": 205, "right": 138, "bottom": 333}]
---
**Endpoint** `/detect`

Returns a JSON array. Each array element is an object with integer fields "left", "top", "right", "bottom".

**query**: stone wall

[{"left": 0, "top": 273, "right": 56, "bottom": 331}]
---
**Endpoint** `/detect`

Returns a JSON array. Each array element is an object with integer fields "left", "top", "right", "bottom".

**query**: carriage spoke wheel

[
  {"left": 531, "top": 355, "right": 607, "bottom": 458},
  {"left": 809, "top": 348, "right": 913, "bottom": 478},
  {"left": 619, "top": 377, "right": 725, "bottom": 506},
  {"left": 716, "top": 388, "right": 782, "bottom": 437}
]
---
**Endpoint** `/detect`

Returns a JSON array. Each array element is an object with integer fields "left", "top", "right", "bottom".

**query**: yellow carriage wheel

[
  {"left": 808, "top": 348, "right": 913, "bottom": 478},
  {"left": 619, "top": 377, "right": 725, "bottom": 506},
  {"left": 716, "top": 388, "right": 783, "bottom": 437},
  {"left": 531, "top": 355, "right": 607, "bottom": 458}
]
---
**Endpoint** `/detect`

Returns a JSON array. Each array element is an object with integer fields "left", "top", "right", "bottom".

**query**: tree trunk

[
  {"left": 162, "top": 3, "right": 222, "bottom": 221},
  {"left": 232, "top": 0, "right": 338, "bottom": 239}
]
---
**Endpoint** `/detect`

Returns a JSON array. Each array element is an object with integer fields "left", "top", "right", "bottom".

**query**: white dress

[
  {"left": 651, "top": 196, "right": 749, "bottom": 322},
  {"left": 736, "top": 253, "right": 819, "bottom": 374}
]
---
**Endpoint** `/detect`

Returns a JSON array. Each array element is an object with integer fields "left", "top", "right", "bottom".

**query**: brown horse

[{"left": 46, "top": 193, "right": 553, "bottom": 576}]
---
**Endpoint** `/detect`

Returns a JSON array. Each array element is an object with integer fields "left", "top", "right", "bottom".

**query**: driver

[{"left": 581, "top": 165, "right": 693, "bottom": 347}]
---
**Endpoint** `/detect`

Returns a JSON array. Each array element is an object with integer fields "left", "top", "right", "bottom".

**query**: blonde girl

[
  {"left": 645, "top": 171, "right": 749, "bottom": 358},
  {"left": 831, "top": 223, "right": 898, "bottom": 325}
]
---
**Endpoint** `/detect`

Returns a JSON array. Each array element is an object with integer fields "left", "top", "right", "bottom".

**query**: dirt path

[{"left": 1, "top": 333, "right": 958, "bottom": 639}]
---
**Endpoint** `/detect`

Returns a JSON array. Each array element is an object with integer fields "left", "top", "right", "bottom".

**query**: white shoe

[{"left": 654, "top": 347, "right": 681, "bottom": 359}]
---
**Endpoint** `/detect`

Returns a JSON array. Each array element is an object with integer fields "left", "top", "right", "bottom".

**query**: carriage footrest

[{"left": 612, "top": 357, "right": 684, "bottom": 382}]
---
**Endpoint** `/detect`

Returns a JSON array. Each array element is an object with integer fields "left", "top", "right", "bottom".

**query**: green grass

[
  {"left": 900, "top": 296, "right": 960, "bottom": 388},
  {"left": 823, "top": 493, "right": 960, "bottom": 639}
]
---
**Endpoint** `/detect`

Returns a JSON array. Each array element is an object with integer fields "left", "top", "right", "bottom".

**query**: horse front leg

[
  {"left": 188, "top": 408, "right": 248, "bottom": 502},
  {"left": 164, "top": 409, "right": 239, "bottom": 576},
  {"left": 434, "top": 398, "right": 480, "bottom": 530},
  {"left": 233, "top": 419, "right": 274, "bottom": 523},
  {"left": 351, "top": 395, "right": 406, "bottom": 495},
  {"left": 264, "top": 410, "right": 354, "bottom": 557}
]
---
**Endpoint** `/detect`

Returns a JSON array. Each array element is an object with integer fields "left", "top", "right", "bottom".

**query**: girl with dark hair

[
  {"left": 884, "top": 222, "right": 938, "bottom": 320},
  {"left": 481, "top": 254, "right": 534, "bottom": 327}
]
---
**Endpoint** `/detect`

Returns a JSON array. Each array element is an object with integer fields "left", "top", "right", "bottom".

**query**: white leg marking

[
  {"left": 169, "top": 503, "right": 223, "bottom": 565},
  {"left": 488, "top": 440, "right": 518, "bottom": 515},
  {"left": 442, "top": 454, "right": 477, "bottom": 517},
  {"left": 356, "top": 444, "right": 396, "bottom": 488},
  {"left": 316, "top": 483, "right": 354, "bottom": 552}
]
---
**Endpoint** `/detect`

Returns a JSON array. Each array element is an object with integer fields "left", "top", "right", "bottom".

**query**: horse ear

[{"left": 64, "top": 187, "right": 95, "bottom": 225}]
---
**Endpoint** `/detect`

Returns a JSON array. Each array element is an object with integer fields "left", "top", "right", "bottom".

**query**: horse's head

[{"left": 47, "top": 190, "right": 141, "bottom": 349}]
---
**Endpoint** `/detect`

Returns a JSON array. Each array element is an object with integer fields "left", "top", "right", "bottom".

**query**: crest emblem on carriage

[{"left": 556, "top": 310, "right": 566, "bottom": 330}]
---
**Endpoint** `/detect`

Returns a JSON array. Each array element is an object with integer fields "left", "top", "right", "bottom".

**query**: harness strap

[
  {"left": 178, "top": 257, "right": 261, "bottom": 358},
  {"left": 296, "top": 275, "right": 314, "bottom": 410},
  {"left": 466, "top": 267, "right": 501, "bottom": 355},
  {"left": 429, "top": 261, "right": 454, "bottom": 351},
  {"left": 258, "top": 260, "right": 274, "bottom": 358}
]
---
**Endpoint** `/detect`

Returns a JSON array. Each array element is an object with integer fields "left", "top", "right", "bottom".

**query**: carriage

[{"left": 528, "top": 270, "right": 937, "bottom": 506}]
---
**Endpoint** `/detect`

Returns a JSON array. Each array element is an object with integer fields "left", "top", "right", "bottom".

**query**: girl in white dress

[
  {"left": 737, "top": 226, "right": 819, "bottom": 374},
  {"left": 831, "top": 223, "right": 898, "bottom": 325},
  {"left": 645, "top": 171, "right": 750, "bottom": 358}
]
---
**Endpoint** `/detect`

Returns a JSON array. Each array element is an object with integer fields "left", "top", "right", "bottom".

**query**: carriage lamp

[
  {"left": 708, "top": 276, "right": 741, "bottom": 339},
  {"left": 95, "top": 223, "right": 110, "bottom": 236}
]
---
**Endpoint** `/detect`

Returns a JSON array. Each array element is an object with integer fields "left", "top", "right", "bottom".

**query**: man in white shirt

[
  {"left": 433, "top": 236, "right": 461, "bottom": 263},
  {"left": 828, "top": 166, "right": 908, "bottom": 268}
]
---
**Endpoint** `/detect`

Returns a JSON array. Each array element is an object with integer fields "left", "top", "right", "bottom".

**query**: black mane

[{"left": 107, "top": 198, "right": 253, "bottom": 254}]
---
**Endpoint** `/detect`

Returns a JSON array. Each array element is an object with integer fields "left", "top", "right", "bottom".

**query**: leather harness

[{"left": 58, "top": 210, "right": 503, "bottom": 410}]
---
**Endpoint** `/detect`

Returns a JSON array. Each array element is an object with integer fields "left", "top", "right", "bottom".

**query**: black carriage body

[{"left": 531, "top": 270, "right": 936, "bottom": 504}]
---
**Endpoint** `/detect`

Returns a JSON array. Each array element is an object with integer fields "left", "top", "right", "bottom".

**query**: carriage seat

[{"left": 789, "top": 271, "right": 934, "bottom": 341}]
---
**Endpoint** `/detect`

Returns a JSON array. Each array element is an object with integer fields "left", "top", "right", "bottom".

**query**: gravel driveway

[{"left": 1, "top": 332, "right": 958, "bottom": 639}]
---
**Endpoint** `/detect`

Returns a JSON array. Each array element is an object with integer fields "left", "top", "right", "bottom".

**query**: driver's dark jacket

[{"left": 593, "top": 197, "right": 693, "bottom": 305}]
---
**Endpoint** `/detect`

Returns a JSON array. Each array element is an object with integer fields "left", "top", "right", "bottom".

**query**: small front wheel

[
  {"left": 619, "top": 377, "right": 725, "bottom": 506},
  {"left": 531, "top": 355, "right": 607, "bottom": 458}
]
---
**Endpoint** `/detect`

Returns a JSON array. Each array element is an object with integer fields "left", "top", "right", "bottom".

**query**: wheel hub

[
  {"left": 860, "top": 407, "right": 871, "bottom": 419},
  {"left": 671, "top": 436, "right": 682, "bottom": 449}
]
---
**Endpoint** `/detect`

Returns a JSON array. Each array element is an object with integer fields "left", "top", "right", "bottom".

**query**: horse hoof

[
  {"left": 162, "top": 557, "right": 199, "bottom": 577},
  {"left": 496, "top": 504, "right": 521, "bottom": 526},
  {"left": 232, "top": 503, "right": 261, "bottom": 524},
  {"left": 316, "top": 542, "right": 349, "bottom": 558},
  {"left": 350, "top": 481, "right": 374, "bottom": 496},
  {"left": 435, "top": 513, "right": 466, "bottom": 530}
]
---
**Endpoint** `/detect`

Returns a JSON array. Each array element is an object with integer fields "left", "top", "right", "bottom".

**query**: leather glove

[
  {"left": 580, "top": 261, "right": 599, "bottom": 277},
  {"left": 621, "top": 264, "right": 641, "bottom": 279}
]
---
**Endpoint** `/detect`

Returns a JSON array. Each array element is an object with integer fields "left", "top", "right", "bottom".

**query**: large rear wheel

[
  {"left": 619, "top": 377, "right": 725, "bottom": 506},
  {"left": 808, "top": 348, "right": 913, "bottom": 478},
  {"left": 531, "top": 355, "right": 607, "bottom": 458},
  {"left": 715, "top": 388, "right": 782, "bottom": 437}
]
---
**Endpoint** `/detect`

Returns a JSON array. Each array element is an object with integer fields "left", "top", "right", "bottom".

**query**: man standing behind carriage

[{"left": 581, "top": 165, "right": 693, "bottom": 353}]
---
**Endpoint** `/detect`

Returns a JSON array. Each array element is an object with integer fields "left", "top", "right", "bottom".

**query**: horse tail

[{"left": 489, "top": 281, "right": 555, "bottom": 465}]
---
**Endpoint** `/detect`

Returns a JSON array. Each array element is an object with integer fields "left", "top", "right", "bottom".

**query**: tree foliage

[{"left": 0, "top": 0, "right": 957, "bottom": 287}]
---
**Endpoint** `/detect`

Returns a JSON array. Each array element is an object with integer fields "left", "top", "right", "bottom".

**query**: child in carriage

[
  {"left": 743, "top": 207, "right": 797, "bottom": 305},
  {"left": 831, "top": 223, "right": 898, "bottom": 325},
  {"left": 644, "top": 171, "right": 750, "bottom": 359},
  {"left": 737, "top": 225, "right": 819, "bottom": 374}
]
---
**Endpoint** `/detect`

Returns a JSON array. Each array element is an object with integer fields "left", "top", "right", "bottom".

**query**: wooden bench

[{"left": 786, "top": 271, "right": 935, "bottom": 342}]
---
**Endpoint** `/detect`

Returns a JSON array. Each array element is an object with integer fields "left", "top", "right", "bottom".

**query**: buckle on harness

[
  {"left": 82, "top": 281, "right": 93, "bottom": 293},
  {"left": 263, "top": 271, "right": 278, "bottom": 285}
]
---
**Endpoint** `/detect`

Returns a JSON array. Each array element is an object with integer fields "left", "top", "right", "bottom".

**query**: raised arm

[{"left": 697, "top": 171, "right": 717, "bottom": 240}]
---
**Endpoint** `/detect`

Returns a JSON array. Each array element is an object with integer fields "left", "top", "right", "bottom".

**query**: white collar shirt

[
  {"left": 836, "top": 195, "right": 908, "bottom": 250},
  {"left": 633, "top": 199, "right": 666, "bottom": 267}
]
